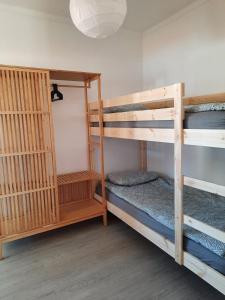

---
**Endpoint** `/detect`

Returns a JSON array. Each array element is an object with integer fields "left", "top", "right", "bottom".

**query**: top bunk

[{"left": 89, "top": 83, "right": 225, "bottom": 148}]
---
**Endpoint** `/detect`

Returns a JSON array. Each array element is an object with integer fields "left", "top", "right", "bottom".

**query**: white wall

[
  {"left": 2, "top": 0, "right": 224, "bottom": 182},
  {"left": 0, "top": 3, "right": 142, "bottom": 174},
  {"left": 143, "top": 0, "right": 225, "bottom": 184}
]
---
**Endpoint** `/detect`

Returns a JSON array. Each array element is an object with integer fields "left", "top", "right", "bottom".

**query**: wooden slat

[
  {"left": 91, "top": 127, "right": 174, "bottom": 143},
  {"left": 184, "top": 129, "right": 225, "bottom": 148},
  {"left": 90, "top": 108, "right": 175, "bottom": 122},
  {"left": 97, "top": 75, "right": 107, "bottom": 226},
  {"left": 184, "top": 215, "right": 225, "bottom": 244},
  {"left": 89, "top": 84, "right": 179, "bottom": 110},
  {"left": 0, "top": 150, "right": 52, "bottom": 158},
  {"left": 26, "top": 72, "right": 36, "bottom": 227},
  {"left": 45, "top": 71, "right": 60, "bottom": 223},
  {"left": 0, "top": 186, "right": 54, "bottom": 199},
  {"left": 142, "top": 92, "right": 225, "bottom": 111},
  {"left": 0, "top": 111, "right": 49, "bottom": 115},
  {"left": 184, "top": 176, "right": 225, "bottom": 197}
]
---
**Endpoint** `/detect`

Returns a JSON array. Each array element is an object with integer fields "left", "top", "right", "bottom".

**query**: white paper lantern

[{"left": 70, "top": 0, "right": 127, "bottom": 39}]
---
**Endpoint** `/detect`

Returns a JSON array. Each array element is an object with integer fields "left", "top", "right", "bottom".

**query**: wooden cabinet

[
  {"left": 0, "top": 65, "right": 106, "bottom": 259},
  {"left": 0, "top": 66, "right": 59, "bottom": 238}
]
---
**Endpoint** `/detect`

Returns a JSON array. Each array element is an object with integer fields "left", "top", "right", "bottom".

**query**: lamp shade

[{"left": 70, "top": 0, "right": 127, "bottom": 39}]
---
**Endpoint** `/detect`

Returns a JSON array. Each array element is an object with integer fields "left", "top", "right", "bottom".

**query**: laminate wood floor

[{"left": 0, "top": 215, "right": 224, "bottom": 300}]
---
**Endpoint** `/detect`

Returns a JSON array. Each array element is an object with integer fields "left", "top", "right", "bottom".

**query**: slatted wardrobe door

[{"left": 0, "top": 67, "right": 59, "bottom": 238}]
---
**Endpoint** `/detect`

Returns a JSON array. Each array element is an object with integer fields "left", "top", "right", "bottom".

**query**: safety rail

[
  {"left": 184, "top": 129, "right": 225, "bottom": 148},
  {"left": 184, "top": 215, "right": 225, "bottom": 244},
  {"left": 89, "top": 84, "right": 178, "bottom": 110},
  {"left": 184, "top": 176, "right": 225, "bottom": 197},
  {"left": 89, "top": 107, "right": 175, "bottom": 122},
  {"left": 183, "top": 176, "right": 225, "bottom": 243},
  {"left": 89, "top": 83, "right": 184, "bottom": 145}
]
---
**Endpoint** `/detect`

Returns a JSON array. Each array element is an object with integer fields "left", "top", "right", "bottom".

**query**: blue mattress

[{"left": 97, "top": 186, "right": 225, "bottom": 275}]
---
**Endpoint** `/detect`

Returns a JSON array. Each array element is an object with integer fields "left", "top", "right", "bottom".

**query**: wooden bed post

[
  {"left": 140, "top": 141, "right": 147, "bottom": 171},
  {"left": 84, "top": 80, "right": 93, "bottom": 199},
  {"left": 84, "top": 80, "right": 91, "bottom": 170},
  {"left": 97, "top": 75, "right": 107, "bottom": 226},
  {"left": 174, "top": 83, "right": 185, "bottom": 265}
]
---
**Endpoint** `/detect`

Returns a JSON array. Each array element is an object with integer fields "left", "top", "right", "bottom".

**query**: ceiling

[{"left": 0, "top": 0, "right": 196, "bottom": 32}]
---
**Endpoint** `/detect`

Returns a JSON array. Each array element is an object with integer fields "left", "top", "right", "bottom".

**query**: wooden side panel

[{"left": 0, "top": 67, "right": 58, "bottom": 237}]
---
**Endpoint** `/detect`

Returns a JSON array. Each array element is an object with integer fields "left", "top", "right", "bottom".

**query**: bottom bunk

[{"left": 96, "top": 171, "right": 225, "bottom": 294}]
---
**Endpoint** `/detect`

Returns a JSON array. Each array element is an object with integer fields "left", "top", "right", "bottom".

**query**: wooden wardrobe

[{"left": 0, "top": 65, "right": 106, "bottom": 259}]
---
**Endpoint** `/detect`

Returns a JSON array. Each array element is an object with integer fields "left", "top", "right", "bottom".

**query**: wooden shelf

[
  {"left": 49, "top": 69, "right": 100, "bottom": 82},
  {"left": 0, "top": 111, "right": 49, "bottom": 115},
  {"left": 57, "top": 171, "right": 101, "bottom": 186},
  {"left": 60, "top": 199, "right": 104, "bottom": 223},
  {"left": 0, "top": 150, "right": 52, "bottom": 158}
]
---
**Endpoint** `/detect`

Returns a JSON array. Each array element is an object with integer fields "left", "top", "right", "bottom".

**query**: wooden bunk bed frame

[{"left": 89, "top": 83, "right": 225, "bottom": 295}]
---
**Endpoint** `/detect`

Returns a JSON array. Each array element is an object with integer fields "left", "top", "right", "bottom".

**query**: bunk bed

[{"left": 88, "top": 83, "right": 225, "bottom": 295}]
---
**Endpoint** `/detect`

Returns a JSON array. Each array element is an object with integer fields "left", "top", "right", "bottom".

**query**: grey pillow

[{"left": 107, "top": 170, "right": 159, "bottom": 186}]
